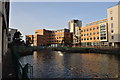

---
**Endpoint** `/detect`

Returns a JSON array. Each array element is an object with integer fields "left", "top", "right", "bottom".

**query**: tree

[
  {"left": 12, "top": 31, "right": 23, "bottom": 46},
  {"left": 26, "top": 37, "right": 33, "bottom": 46}
]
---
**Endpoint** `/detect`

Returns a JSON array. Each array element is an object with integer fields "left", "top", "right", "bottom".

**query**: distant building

[
  {"left": 107, "top": 2, "right": 120, "bottom": 48},
  {"left": 26, "top": 28, "right": 72, "bottom": 47},
  {"left": 81, "top": 19, "right": 108, "bottom": 47},
  {"left": 26, "top": 35, "right": 34, "bottom": 46},
  {"left": 8, "top": 28, "right": 17, "bottom": 43},
  {"left": 68, "top": 19, "right": 82, "bottom": 33},
  {"left": 73, "top": 26, "right": 81, "bottom": 46},
  {"left": 68, "top": 19, "right": 82, "bottom": 46},
  {"left": 0, "top": 0, "right": 10, "bottom": 79}
]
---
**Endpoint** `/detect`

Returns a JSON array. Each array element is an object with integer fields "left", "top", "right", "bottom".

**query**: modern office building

[
  {"left": 0, "top": 0, "right": 10, "bottom": 79},
  {"left": 107, "top": 2, "right": 120, "bottom": 48},
  {"left": 68, "top": 19, "right": 82, "bottom": 45},
  {"left": 81, "top": 19, "right": 108, "bottom": 47},
  {"left": 26, "top": 28, "right": 72, "bottom": 47}
]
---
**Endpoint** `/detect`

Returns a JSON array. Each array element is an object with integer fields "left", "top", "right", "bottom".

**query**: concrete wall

[
  {"left": 107, "top": 5, "right": 119, "bottom": 42},
  {"left": 0, "top": 1, "right": 2, "bottom": 80},
  {"left": 0, "top": 1, "right": 9, "bottom": 79}
]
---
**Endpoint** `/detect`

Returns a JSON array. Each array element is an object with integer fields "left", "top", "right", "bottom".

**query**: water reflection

[{"left": 20, "top": 50, "right": 120, "bottom": 78}]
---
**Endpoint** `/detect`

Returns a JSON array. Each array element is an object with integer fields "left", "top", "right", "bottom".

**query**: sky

[{"left": 9, "top": 2, "right": 118, "bottom": 40}]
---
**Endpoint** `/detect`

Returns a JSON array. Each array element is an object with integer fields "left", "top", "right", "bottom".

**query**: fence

[{"left": 11, "top": 47, "right": 33, "bottom": 80}]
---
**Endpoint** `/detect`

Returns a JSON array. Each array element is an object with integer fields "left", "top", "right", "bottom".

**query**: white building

[{"left": 107, "top": 2, "right": 120, "bottom": 47}]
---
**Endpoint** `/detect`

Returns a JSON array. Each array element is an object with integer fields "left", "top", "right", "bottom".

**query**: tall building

[
  {"left": 73, "top": 26, "right": 81, "bottom": 46},
  {"left": 0, "top": 0, "right": 10, "bottom": 79},
  {"left": 26, "top": 28, "right": 72, "bottom": 47},
  {"left": 68, "top": 19, "right": 82, "bottom": 33},
  {"left": 107, "top": 2, "right": 120, "bottom": 47},
  {"left": 68, "top": 19, "right": 82, "bottom": 46},
  {"left": 81, "top": 19, "right": 108, "bottom": 47}
]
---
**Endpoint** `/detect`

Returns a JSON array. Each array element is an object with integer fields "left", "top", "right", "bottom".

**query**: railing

[{"left": 11, "top": 47, "right": 33, "bottom": 80}]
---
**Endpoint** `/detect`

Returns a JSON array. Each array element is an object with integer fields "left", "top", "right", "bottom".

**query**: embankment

[{"left": 52, "top": 47, "right": 120, "bottom": 55}]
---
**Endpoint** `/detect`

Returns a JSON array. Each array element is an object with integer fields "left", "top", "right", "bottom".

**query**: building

[
  {"left": 26, "top": 28, "right": 72, "bottom": 47},
  {"left": 8, "top": 28, "right": 17, "bottom": 43},
  {"left": 81, "top": 19, "right": 108, "bottom": 47},
  {"left": 68, "top": 19, "right": 82, "bottom": 46},
  {"left": 0, "top": 0, "right": 10, "bottom": 79},
  {"left": 73, "top": 26, "right": 81, "bottom": 46},
  {"left": 26, "top": 35, "right": 34, "bottom": 46},
  {"left": 68, "top": 19, "right": 82, "bottom": 33},
  {"left": 107, "top": 2, "right": 120, "bottom": 48}
]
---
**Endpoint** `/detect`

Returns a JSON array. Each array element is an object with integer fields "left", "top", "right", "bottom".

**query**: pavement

[{"left": 2, "top": 48, "right": 17, "bottom": 80}]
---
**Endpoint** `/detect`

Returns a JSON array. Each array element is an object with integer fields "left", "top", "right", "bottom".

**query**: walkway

[{"left": 2, "top": 48, "right": 17, "bottom": 80}]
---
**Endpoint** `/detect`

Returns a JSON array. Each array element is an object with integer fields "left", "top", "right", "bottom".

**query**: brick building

[{"left": 26, "top": 29, "right": 72, "bottom": 47}]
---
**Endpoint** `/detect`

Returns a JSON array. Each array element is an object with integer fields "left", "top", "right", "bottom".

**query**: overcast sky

[{"left": 9, "top": 2, "right": 118, "bottom": 40}]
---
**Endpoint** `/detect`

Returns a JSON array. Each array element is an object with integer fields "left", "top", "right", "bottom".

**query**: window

[
  {"left": 90, "top": 37, "right": 92, "bottom": 40},
  {"left": 112, "top": 36, "right": 114, "bottom": 39},
  {"left": 87, "top": 38, "right": 89, "bottom": 40},
  {"left": 97, "top": 32, "right": 99, "bottom": 34},
  {"left": 111, "top": 30, "right": 114, "bottom": 33},
  {"left": 84, "top": 34, "right": 86, "bottom": 36},
  {"left": 97, "top": 27, "right": 99, "bottom": 29},
  {"left": 111, "top": 17, "right": 113, "bottom": 20},
  {"left": 90, "top": 33, "right": 92, "bottom": 35},
  {"left": 84, "top": 29, "right": 86, "bottom": 32},
  {"left": 110, "top": 11, "right": 112, "bottom": 14},
  {"left": 111, "top": 23, "right": 113, "bottom": 28},
  {"left": 93, "top": 27, "right": 95, "bottom": 30},
  {"left": 93, "top": 32, "right": 95, "bottom": 35},
  {"left": 94, "top": 37, "right": 96, "bottom": 40},
  {"left": 97, "top": 37, "right": 99, "bottom": 40},
  {"left": 87, "top": 29, "right": 89, "bottom": 31},
  {"left": 90, "top": 28, "right": 92, "bottom": 31},
  {"left": 87, "top": 33, "right": 89, "bottom": 36}
]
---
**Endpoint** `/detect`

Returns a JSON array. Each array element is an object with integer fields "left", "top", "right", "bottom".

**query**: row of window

[
  {"left": 81, "top": 27, "right": 99, "bottom": 32},
  {"left": 81, "top": 37, "right": 99, "bottom": 40},
  {"left": 47, "top": 40, "right": 63, "bottom": 42},
  {"left": 86, "top": 20, "right": 107, "bottom": 26},
  {"left": 81, "top": 42, "right": 100, "bottom": 46},
  {"left": 81, "top": 32, "right": 99, "bottom": 36},
  {"left": 47, "top": 37, "right": 64, "bottom": 39},
  {"left": 46, "top": 34, "right": 64, "bottom": 36}
]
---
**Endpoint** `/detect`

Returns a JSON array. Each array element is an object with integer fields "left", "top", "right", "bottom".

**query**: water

[{"left": 20, "top": 50, "right": 120, "bottom": 78}]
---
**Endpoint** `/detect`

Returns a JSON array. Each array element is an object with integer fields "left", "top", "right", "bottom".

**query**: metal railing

[{"left": 11, "top": 47, "right": 33, "bottom": 80}]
